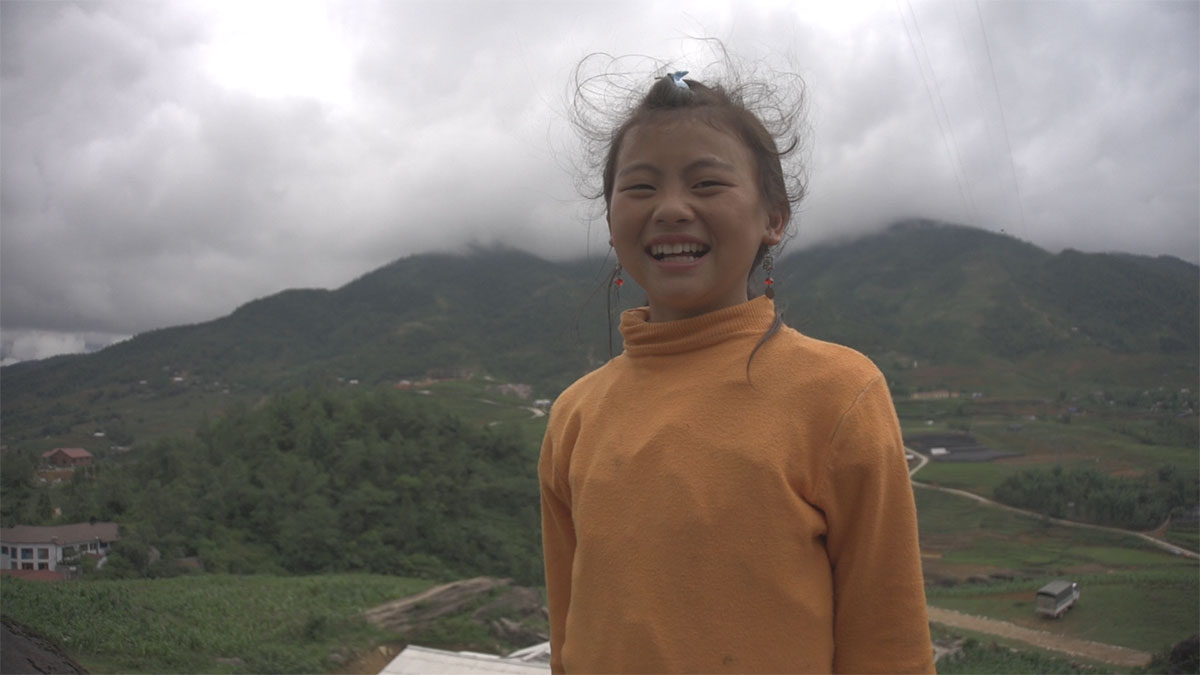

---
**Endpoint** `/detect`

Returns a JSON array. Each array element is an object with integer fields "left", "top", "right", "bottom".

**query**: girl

[{"left": 539, "top": 68, "right": 934, "bottom": 674}]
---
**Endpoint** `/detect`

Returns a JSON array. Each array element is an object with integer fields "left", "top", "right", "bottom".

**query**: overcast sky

[{"left": 2, "top": 0, "right": 1197, "bottom": 364}]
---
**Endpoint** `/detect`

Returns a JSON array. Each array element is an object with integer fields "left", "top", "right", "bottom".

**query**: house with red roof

[
  {"left": 0, "top": 522, "right": 118, "bottom": 572},
  {"left": 40, "top": 448, "right": 93, "bottom": 468}
]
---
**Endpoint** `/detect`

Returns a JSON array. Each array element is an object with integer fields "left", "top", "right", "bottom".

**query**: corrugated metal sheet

[
  {"left": 380, "top": 645, "right": 550, "bottom": 675},
  {"left": 1037, "top": 579, "right": 1076, "bottom": 596}
]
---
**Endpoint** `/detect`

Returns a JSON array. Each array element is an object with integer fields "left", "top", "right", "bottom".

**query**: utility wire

[
  {"left": 897, "top": 0, "right": 979, "bottom": 225},
  {"left": 973, "top": 0, "right": 1029, "bottom": 242}
]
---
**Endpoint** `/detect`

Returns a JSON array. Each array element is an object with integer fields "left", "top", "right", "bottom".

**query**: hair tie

[{"left": 668, "top": 71, "right": 689, "bottom": 90}]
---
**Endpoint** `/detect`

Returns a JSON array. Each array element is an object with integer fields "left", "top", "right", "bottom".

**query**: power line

[
  {"left": 896, "top": 0, "right": 979, "bottom": 224},
  {"left": 973, "top": 0, "right": 1029, "bottom": 241}
]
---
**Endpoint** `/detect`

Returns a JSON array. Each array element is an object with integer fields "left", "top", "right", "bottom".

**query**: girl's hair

[
  {"left": 600, "top": 75, "right": 803, "bottom": 241},
  {"left": 571, "top": 52, "right": 809, "bottom": 374}
]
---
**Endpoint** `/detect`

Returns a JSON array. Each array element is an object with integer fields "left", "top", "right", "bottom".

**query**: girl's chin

[{"left": 644, "top": 290, "right": 750, "bottom": 322}]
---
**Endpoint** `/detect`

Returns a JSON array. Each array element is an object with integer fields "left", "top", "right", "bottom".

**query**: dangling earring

[
  {"left": 607, "top": 262, "right": 625, "bottom": 356},
  {"left": 762, "top": 250, "right": 775, "bottom": 299}
]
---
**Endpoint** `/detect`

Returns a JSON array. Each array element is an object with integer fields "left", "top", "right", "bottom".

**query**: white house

[{"left": 0, "top": 522, "right": 119, "bottom": 572}]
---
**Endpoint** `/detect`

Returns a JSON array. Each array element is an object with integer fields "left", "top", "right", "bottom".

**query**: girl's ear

[{"left": 763, "top": 208, "right": 788, "bottom": 246}]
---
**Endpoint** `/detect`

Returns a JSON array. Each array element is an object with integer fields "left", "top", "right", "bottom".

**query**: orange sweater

[{"left": 539, "top": 297, "right": 933, "bottom": 674}]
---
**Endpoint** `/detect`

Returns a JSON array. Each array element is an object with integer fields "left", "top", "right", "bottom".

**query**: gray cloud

[{"left": 2, "top": 0, "right": 1196, "bottom": 362}]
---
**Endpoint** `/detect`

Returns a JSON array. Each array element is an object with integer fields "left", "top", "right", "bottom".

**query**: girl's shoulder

[
  {"left": 766, "top": 325, "right": 886, "bottom": 393},
  {"left": 545, "top": 355, "right": 630, "bottom": 417}
]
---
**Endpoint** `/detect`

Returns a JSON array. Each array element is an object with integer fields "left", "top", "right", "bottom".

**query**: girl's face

[{"left": 608, "top": 118, "right": 786, "bottom": 323}]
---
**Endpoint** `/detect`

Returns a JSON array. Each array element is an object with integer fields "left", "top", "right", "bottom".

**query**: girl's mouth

[{"left": 647, "top": 242, "right": 710, "bottom": 263}]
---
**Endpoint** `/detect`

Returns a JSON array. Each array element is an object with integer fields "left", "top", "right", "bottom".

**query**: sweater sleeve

[
  {"left": 820, "top": 375, "right": 934, "bottom": 674},
  {"left": 538, "top": 411, "right": 575, "bottom": 675}
]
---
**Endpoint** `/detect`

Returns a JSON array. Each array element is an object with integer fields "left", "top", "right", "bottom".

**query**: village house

[
  {"left": 910, "top": 389, "right": 959, "bottom": 401},
  {"left": 491, "top": 383, "right": 533, "bottom": 400},
  {"left": 0, "top": 522, "right": 119, "bottom": 572},
  {"left": 40, "top": 447, "right": 93, "bottom": 468}
]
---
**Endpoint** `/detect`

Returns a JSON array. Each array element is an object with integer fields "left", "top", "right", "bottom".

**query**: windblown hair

[
  {"left": 571, "top": 49, "right": 809, "bottom": 237},
  {"left": 570, "top": 49, "right": 810, "bottom": 373}
]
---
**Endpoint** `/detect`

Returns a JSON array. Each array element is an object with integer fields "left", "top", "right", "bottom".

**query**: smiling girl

[{"left": 539, "top": 68, "right": 934, "bottom": 674}]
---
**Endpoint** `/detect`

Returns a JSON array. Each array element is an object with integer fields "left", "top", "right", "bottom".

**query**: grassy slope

[
  {"left": 918, "top": 488, "right": 1199, "bottom": 654},
  {"left": 0, "top": 574, "right": 433, "bottom": 674}
]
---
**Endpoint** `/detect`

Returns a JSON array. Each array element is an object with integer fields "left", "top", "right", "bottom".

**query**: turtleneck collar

[{"left": 618, "top": 296, "right": 777, "bottom": 358}]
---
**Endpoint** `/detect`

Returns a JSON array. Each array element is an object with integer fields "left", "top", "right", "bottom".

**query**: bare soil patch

[{"left": 927, "top": 606, "right": 1152, "bottom": 668}]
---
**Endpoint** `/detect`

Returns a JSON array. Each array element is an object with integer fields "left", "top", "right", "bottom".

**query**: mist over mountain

[{"left": 2, "top": 220, "right": 1196, "bottom": 446}]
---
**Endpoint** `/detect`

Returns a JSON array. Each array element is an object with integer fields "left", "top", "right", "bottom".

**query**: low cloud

[{"left": 1, "top": 0, "right": 1196, "bottom": 363}]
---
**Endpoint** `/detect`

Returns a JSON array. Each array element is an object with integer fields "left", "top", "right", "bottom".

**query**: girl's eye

[
  {"left": 621, "top": 184, "right": 654, "bottom": 192},
  {"left": 694, "top": 180, "right": 725, "bottom": 189}
]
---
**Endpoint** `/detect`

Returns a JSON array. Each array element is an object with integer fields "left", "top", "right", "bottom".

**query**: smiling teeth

[{"left": 649, "top": 242, "right": 708, "bottom": 257}]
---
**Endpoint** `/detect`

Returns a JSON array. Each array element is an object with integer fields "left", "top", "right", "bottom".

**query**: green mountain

[
  {"left": 2, "top": 220, "right": 1196, "bottom": 447},
  {"left": 778, "top": 221, "right": 1198, "bottom": 393}
]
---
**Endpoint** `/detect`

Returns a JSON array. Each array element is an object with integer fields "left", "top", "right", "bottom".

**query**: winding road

[
  {"left": 907, "top": 448, "right": 1192, "bottom": 666},
  {"left": 907, "top": 449, "right": 1198, "bottom": 559}
]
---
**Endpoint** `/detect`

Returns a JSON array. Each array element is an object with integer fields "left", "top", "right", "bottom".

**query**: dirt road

[
  {"left": 907, "top": 449, "right": 1198, "bottom": 560},
  {"left": 927, "top": 606, "right": 1152, "bottom": 668}
]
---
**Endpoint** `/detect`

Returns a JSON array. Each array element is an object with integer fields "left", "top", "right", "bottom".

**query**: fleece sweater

[{"left": 539, "top": 296, "right": 934, "bottom": 674}]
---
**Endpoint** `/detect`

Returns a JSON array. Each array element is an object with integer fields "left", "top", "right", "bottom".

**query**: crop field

[
  {"left": 0, "top": 574, "right": 433, "bottom": 673},
  {"left": 917, "top": 488, "right": 1199, "bottom": 655},
  {"left": 904, "top": 407, "right": 1197, "bottom": 501}
]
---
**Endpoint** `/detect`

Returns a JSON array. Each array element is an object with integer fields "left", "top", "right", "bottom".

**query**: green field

[
  {"left": 918, "top": 488, "right": 1199, "bottom": 656},
  {"left": 927, "top": 569, "right": 1197, "bottom": 655},
  {"left": 0, "top": 574, "right": 433, "bottom": 673},
  {"left": 908, "top": 413, "right": 1198, "bottom": 500}
]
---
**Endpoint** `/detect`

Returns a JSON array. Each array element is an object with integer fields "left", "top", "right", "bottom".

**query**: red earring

[{"left": 763, "top": 251, "right": 775, "bottom": 299}]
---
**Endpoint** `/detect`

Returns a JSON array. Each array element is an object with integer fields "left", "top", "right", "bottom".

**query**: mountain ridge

[{"left": 2, "top": 219, "right": 1196, "bottom": 446}]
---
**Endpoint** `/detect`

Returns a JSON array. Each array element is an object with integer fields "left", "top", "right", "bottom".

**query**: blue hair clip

[{"left": 668, "top": 71, "right": 689, "bottom": 90}]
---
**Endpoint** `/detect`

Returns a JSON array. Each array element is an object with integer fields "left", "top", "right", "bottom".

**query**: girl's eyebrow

[
  {"left": 616, "top": 162, "right": 661, "bottom": 177},
  {"left": 616, "top": 157, "right": 736, "bottom": 177},
  {"left": 685, "top": 157, "right": 736, "bottom": 173}
]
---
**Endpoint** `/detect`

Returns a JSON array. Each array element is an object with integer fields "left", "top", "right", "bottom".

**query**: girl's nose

[{"left": 653, "top": 189, "right": 694, "bottom": 225}]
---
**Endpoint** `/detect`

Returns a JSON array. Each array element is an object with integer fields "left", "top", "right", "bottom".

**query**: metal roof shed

[{"left": 380, "top": 645, "right": 550, "bottom": 675}]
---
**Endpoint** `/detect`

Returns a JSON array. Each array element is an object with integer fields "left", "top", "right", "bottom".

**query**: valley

[{"left": 1, "top": 221, "right": 1196, "bottom": 673}]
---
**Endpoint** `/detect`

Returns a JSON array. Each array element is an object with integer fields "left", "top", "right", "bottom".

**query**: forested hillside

[
  {"left": 3, "top": 387, "right": 543, "bottom": 583},
  {"left": 780, "top": 222, "right": 1198, "bottom": 380}
]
